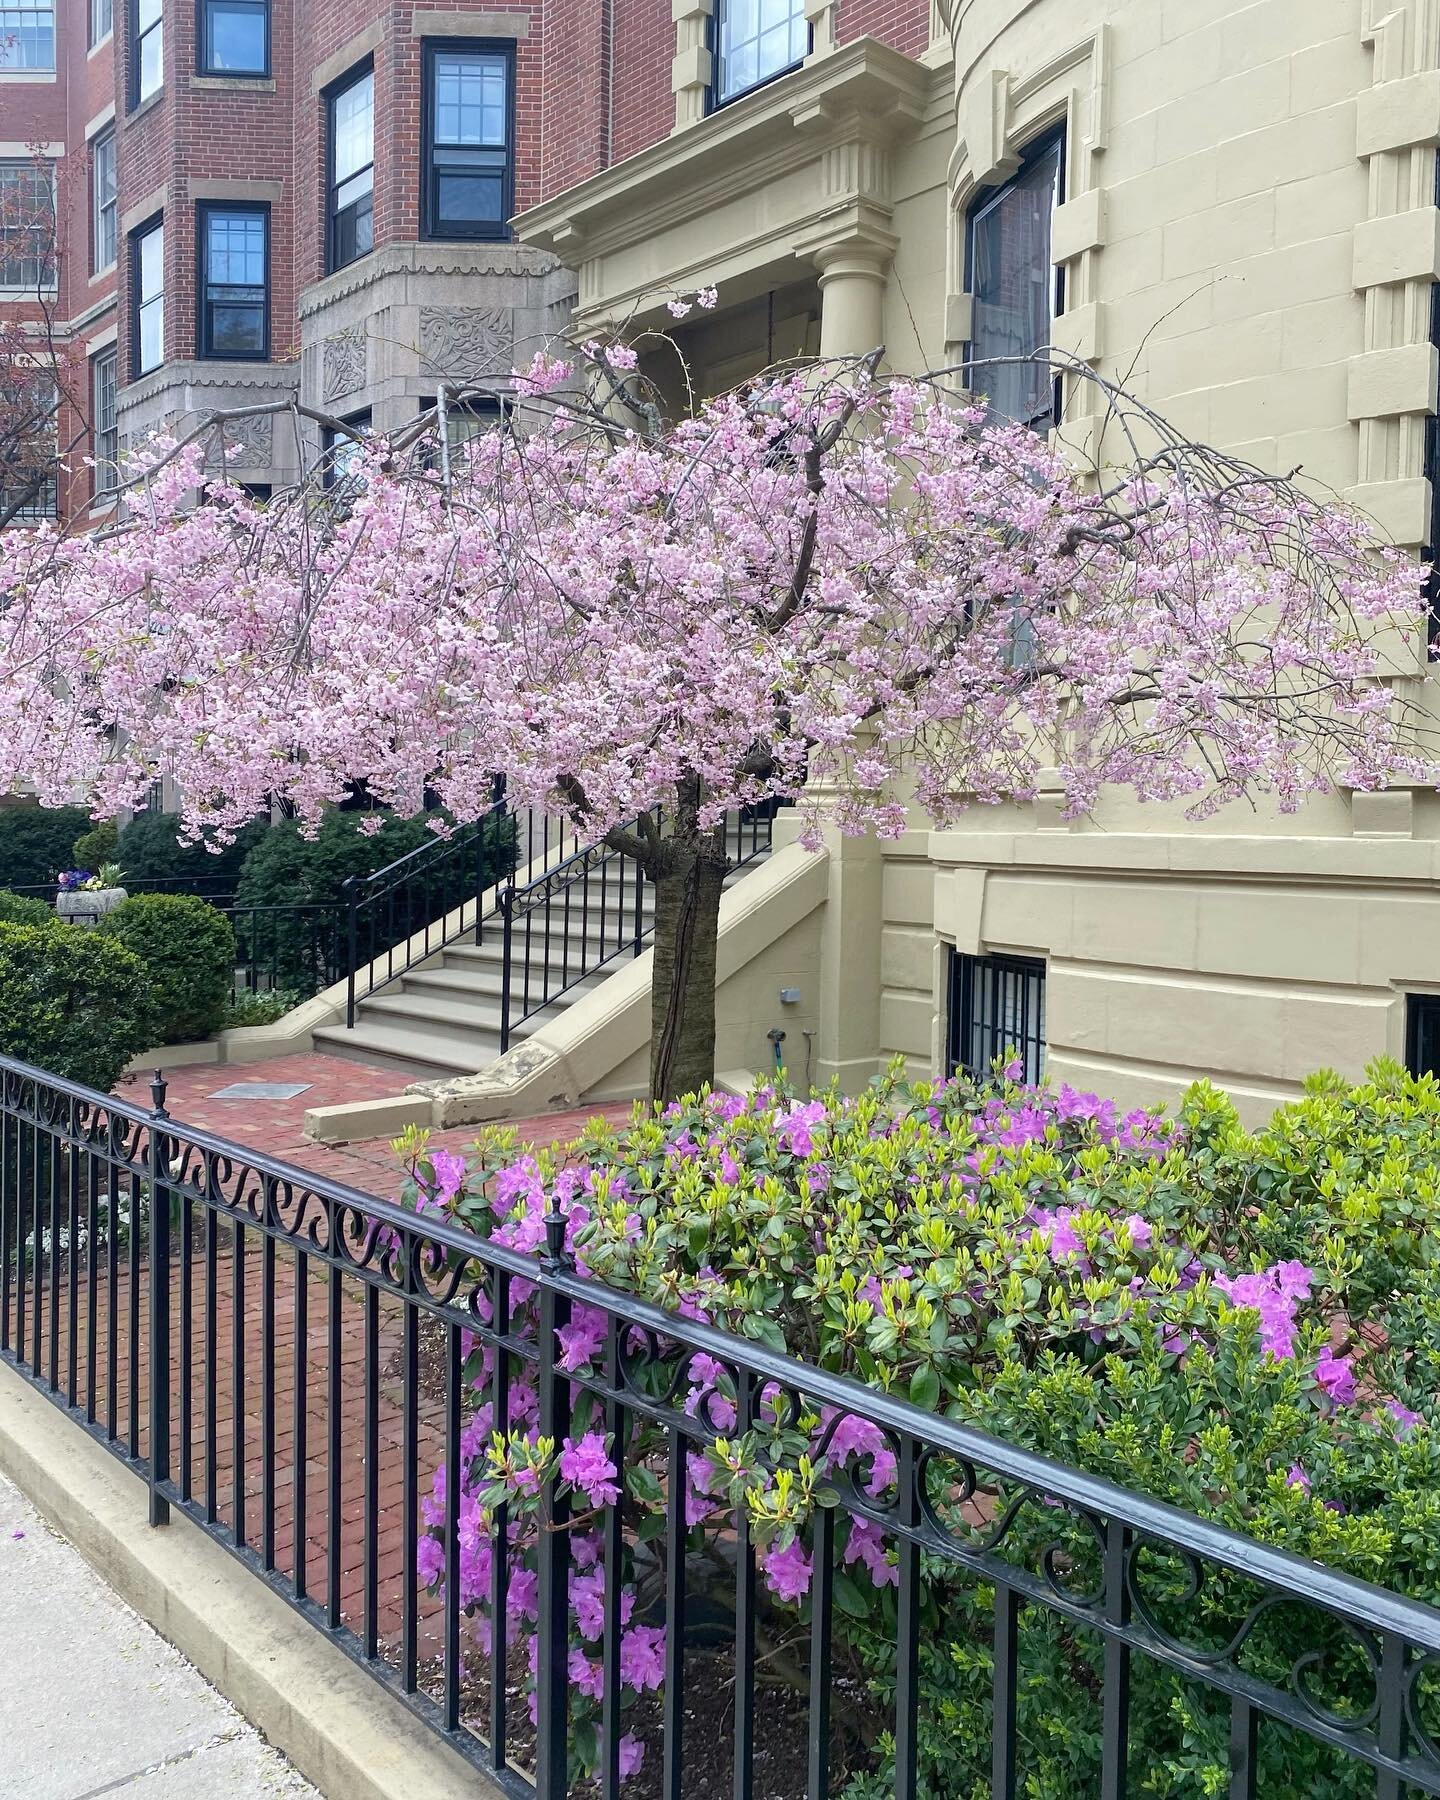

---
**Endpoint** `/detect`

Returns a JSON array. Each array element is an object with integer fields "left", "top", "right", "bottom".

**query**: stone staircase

[{"left": 313, "top": 827, "right": 771, "bottom": 1082}]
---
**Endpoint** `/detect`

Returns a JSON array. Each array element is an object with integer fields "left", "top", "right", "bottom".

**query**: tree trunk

[{"left": 648, "top": 845, "right": 726, "bottom": 1103}]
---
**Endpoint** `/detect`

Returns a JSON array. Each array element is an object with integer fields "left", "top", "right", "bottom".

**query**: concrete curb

[{"left": 0, "top": 1361, "right": 504, "bottom": 1800}]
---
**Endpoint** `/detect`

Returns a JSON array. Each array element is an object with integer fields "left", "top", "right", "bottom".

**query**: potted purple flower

[{"left": 55, "top": 863, "right": 128, "bottom": 926}]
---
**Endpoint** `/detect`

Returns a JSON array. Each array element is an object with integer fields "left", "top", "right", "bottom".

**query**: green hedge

[
  {"left": 116, "top": 809, "right": 269, "bottom": 890},
  {"left": 0, "top": 922, "right": 154, "bottom": 1090},
  {"left": 0, "top": 890, "right": 55, "bottom": 928},
  {"left": 233, "top": 808, "right": 517, "bottom": 995},
  {"left": 0, "top": 805, "right": 91, "bottom": 890},
  {"left": 98, "top": 893, "right": 237, "bottom": 1044}
]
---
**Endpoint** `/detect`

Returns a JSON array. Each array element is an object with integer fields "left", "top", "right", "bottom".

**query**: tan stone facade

[{"left": 517, "top": 0, "right": 1440, "bottom": 1119}]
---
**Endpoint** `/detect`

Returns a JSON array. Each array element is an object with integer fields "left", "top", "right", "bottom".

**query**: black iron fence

[{"left": 3, "top": 1052, "right": 1438, "bottom": 1797}]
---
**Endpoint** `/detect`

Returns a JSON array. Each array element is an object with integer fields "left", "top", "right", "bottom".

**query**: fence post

[
  {"left": 343, "top": 876, "right": 359, "bottom": 1029},
  {"left": 147, "top": 1072, "right": 171, "bottom": 1528},
  {"left": 533, "top": 1207, "right": 573, "bottom": 1800},
  {"left": 499, "top": 887, "right": 515, "bottom": 1055},
  {"left": 632, "top": 852, "right": 644, "bottom": 956}
]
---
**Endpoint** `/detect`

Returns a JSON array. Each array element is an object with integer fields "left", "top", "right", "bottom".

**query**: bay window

[
  {"left": 326, "top": 65, "right": 374, "bottom": 272},
  {"left": 713, "top": 0, "right": 807, "bottom": 107},
  {"left": 422, "top": 42, "right": 513, "bottom": 241},
  {"left": 132, "top": 217, "right": 164, "bottom": 375},
  {"left": 198, "top": 203, "right": 269, "bottom": 359}
]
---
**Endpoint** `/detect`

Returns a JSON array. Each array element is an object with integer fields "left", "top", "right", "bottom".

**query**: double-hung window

[
  {"left": 198, "top": 203, "right": 268, "bottom": 358},
  {"left": 966, "top": 130, "right": 1065, "bottom": 431},
  {"left": 92, "top": 347, "right": 118, "bottom": 500},
  {"left": 91, "top": 0, "right": 113, "bottom": 44},
  {"left": 712, "top": 0, "right": 807, "bottom": 107},
  {"left": 0, "top": 161, "right": 54, "bottom": 290},
  {"left": 327, "top": 66, "right": 374, "bottom": 272},
  {"left": 92, "top": 129, "right": 117, "bottom": 272},
  {"left": 132, "top": 217, "right": 164, "bottom": 375},
  {"left": 323, "top": 410, "right": 371, "bottom": 489},
  {"left": 0, "top": 0, "right": 55, "bottom": 70},
  {"left": 422, "top": 42, "right": 513, "bottom": 242},
  {"left": 200, "top": 0, "right": 267, "bottom": 76},
  {"left": 130, "top": 0, "right": 162, "bottom": 104}
]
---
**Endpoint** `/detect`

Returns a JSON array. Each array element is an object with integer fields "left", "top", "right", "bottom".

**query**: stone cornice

[
  {"left": 117, "top": 360, "right": 300, "bottom": 410},
  {"left": 514, "top": 38, "right": 933, "bottom": 264},
  {"left": 297, "top": 242, "right": 562, "bottom": 320}
]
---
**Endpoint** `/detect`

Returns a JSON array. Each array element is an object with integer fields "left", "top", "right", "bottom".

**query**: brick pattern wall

[
  {"left": 539, "top": 0, "right": 607, "bottom": 197},
  {"left": 835, "top": 0, "right": 929, "bottom": 56},
  {"left": 607, "top": 0, "right": 670, "bottom": 172}
]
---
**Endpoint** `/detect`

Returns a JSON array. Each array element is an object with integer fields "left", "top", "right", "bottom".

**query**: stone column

[
  {"left": 813, "top": 240, "right": 891, "bottom": 359},
  {"left": 794, "top": 224, "right": 899, "bottom": 1091}
]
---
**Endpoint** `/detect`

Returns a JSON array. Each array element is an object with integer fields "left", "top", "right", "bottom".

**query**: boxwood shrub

[
  {"left": 98, "top": 893, "right": 237, "bottom": 1044},
  {"left": 395, "top": 1060, "right": 1440, "bottom": 1797},
  {"left": 0, "top": 921, "right": 154, "bottom": 1091},
  {"left": 0, "top": 890, "right": 56, "bottom": 928}
]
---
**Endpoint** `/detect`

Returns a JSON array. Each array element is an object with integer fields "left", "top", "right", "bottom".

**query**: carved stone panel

[
  {"left": 419, "top": 305, "right": 513, "bottom": 379},
  {"left": 322, "top": 324, "right": 368, "bottom": 402},
  {"left": 206, "top": 413, "right": 273, "bottom": 469}
]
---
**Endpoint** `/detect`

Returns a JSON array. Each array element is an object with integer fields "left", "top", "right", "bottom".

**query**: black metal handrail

[
  {"left": 341, "top": 786, "right": 578, "bottom": 1028},
  {"left": 496, "top": 803, "right": 777, "bottom": 1055},
  {"left": 2, "top": 1050, "right": 1439, "bottom": 1798}
]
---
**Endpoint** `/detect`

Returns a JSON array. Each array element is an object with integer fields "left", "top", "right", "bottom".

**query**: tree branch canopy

[{"left": 0, "top": 340, "right": 1432, "bottom": 851}]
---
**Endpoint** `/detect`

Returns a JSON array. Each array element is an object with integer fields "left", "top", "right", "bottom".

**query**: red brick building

[{"left": 0, "top": 0, "right": 934, "bottom": 525}]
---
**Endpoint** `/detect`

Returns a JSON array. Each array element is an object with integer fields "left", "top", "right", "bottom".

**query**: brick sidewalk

[{"left": 116, "top": 1051, "right": 634, "bottom": 1191}]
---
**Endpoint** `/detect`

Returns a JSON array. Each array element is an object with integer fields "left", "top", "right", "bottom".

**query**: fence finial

[
  {"left": 149, "top": 1069, "right": 169, "bottom": 1116},
  {"left": 541, "top": 1202, "right": 570, "bottom": 1269}
]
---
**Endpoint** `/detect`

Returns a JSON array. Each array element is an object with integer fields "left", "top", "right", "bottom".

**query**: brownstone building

[{"left": 1, "top": 0, "right": 930, "bottom": 523}]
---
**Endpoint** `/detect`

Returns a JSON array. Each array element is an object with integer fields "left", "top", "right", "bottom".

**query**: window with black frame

[
  {"left": 422, "top": 42, "right": 513, "bottom": 241},
  {"left": 417, "top": 392, "right": 507, "bottom": 470},
  {"left": 198, "top": 203, "right": 268, "bottom": 358},
  {"left": 1407, "top": 995, "right": 1440, "bottom": 1079},
  {"left": 200, "top": 0, "right": 267, "bottom": 75},
  {"left": 92, "top": 347, "right": 118, "bottom": 500},
  {"left": 946, "top": 949, "right": 1047, "bottom": 1085},
  {"left": 91, "top": 0, "right": 112, "bottom": 45},
  {"left": 132, "top": 216, "right": 164, "bottom": 375},
  {"left": 130, "top": 0, "right": 162, "bottom": 104},
  {"left": 322, "top": 411, "right": 371, "bottom": 489},
  {"left": 712, "top": 0, "right": 807, "bottom": 106},
  {"left": 327, "top": 65, "right": 374, "bottom": 272},
  {"left": 966, "top": 130, "right": 1065, "bottom": 432}
]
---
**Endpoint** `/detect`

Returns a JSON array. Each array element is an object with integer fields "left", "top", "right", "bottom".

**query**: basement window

[{"left": 946, "top": 950, "right": 1047, "bottom": 1085}]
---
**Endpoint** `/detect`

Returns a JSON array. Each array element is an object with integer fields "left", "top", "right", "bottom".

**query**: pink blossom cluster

[{"left": 0, "top": 358, "right": 1429, "bottom": 853}]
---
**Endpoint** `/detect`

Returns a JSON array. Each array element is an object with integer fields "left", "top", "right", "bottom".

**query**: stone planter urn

[{"left": 56, "top": 886, "right": 127, "bottom": 927}]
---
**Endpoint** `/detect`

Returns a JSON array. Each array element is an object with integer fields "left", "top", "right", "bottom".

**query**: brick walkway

[
  {"left": 5, "top": 1056, "right": 636, "bottom": 1721},
  {"left": 116, "top": 1051, "right": 634, "bottom": 1190}
]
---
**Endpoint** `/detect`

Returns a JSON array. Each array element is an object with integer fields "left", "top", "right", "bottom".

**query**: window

[
  {"left": 91, "top": 0, "right": 112, "bottom": 44},
  {"left": 1, "top": 374, "right": 57, "bottom": 522},
  {"left": 713, "top": 0, "right": 807, "bottom": 106},
  {"left": 326, "top": 66, "right": 374, "bottom": 272},
  {"left": 965, "top": 130, "right": 1065, "bottom": 432},
  {"left": 130, "top": 0, "right": 162, "bottom": 105},
  {"left": 322, "top": 410, "right": 370, "bottom": 487},
  {"left": 132, "top": 217, "right": 164, "bottom": 375},
  {"left": 1408, "top": 996, "right": 1440, "bottom": 1079},
  {"left": 198, "top": 203, "right": 268, "bottom": 358},
  {"left": 92, "top": 347, "right": 118, "bottom": 499},
  {"left": 418, "top": 393, "right": 506, "bottom": 471},
  {"left": 0, "top": 0, "right": 54, "bottom": 69},
  {"left": 0, "top": 161, "right": 54, "bottom": 289},
  {"left": 422, "top": 42, "right": 513, "bottom": 241},
  {"left": 200, "top": 0, "right": 267, "bottom": 75},
  {"left": 946, "top": 950, "right": 1047, "bottom": 1085},
  {"left": 92, "top": 129, "right": 117, "bottom": 271}
]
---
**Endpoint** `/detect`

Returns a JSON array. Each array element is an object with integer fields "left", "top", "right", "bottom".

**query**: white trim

[
  {"left": 0, "top": 71, "right": 57, "bottom": 83},
  {"left": 86, "top": 321, "right": 118, "bottom": 352},
  {"left": 84, "top": 101, "right": 116, "bottom": 140},
  {"left": 0, "top": 140, "right": 62, "bottom": 156}
]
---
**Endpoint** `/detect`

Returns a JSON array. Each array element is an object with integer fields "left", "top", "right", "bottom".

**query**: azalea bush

[{"left": 391, "top": 1061, "right": 1440, "bottom": 1793}]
